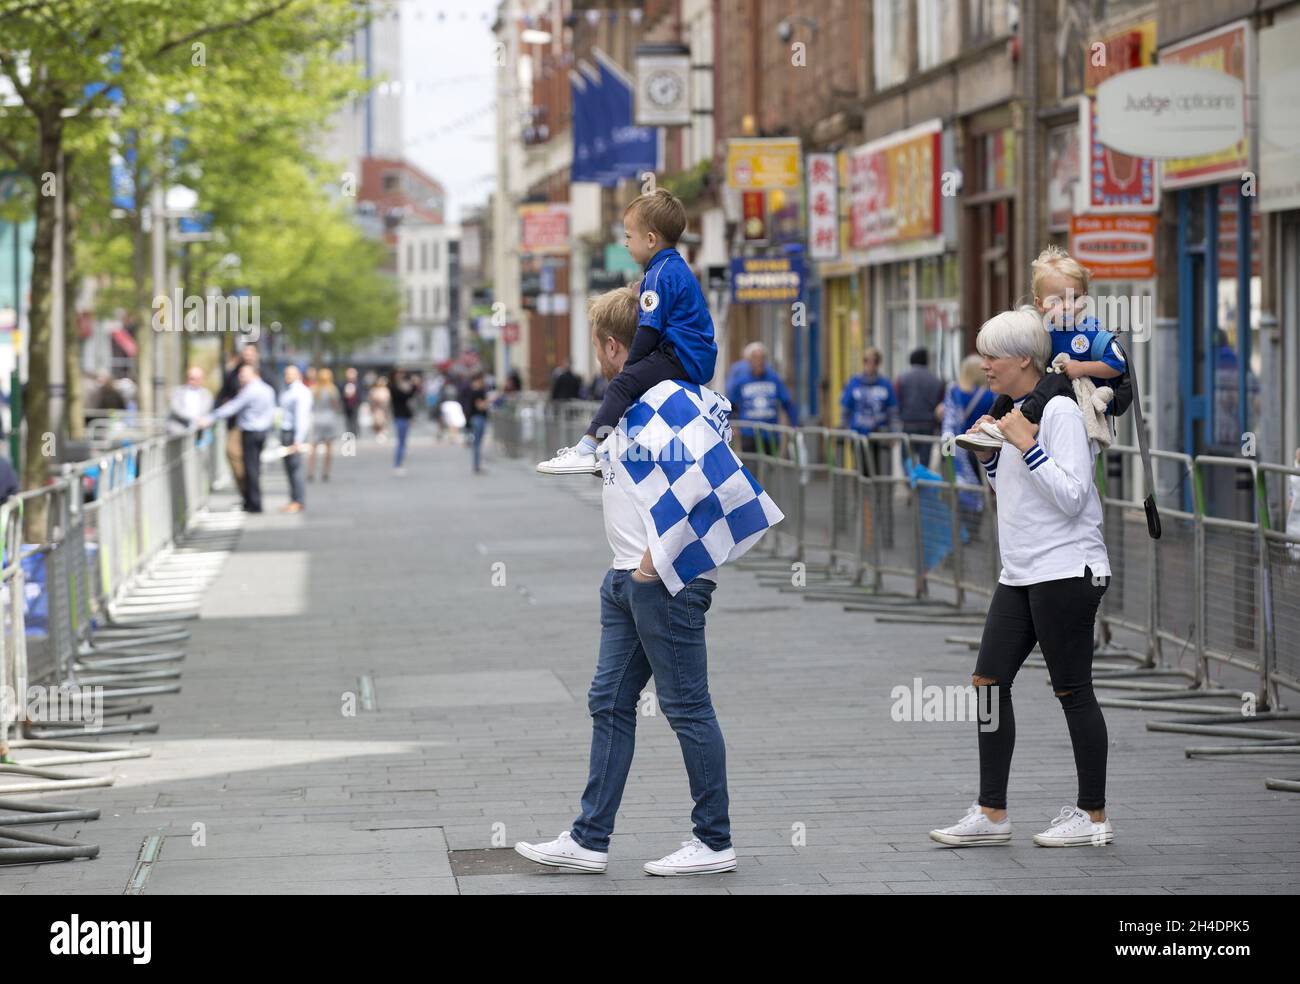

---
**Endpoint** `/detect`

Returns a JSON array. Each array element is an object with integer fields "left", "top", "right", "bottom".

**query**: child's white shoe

[
  {"left": 955, "top": 420, "right": 1007, "bottom": 453},
  {"left": 537, "top": 445, "right": 601, "bottom": 475}
]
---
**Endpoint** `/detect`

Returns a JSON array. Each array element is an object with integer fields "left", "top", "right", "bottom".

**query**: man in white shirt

[
  {"left": 279, "top": 365, "right": 313, "bottom": 512},
  {"left": 515, "top": 286, "right": 736, "bottom": 878},
  {"left": 167, "top": 366, "right": 214, "bottom": 436}
]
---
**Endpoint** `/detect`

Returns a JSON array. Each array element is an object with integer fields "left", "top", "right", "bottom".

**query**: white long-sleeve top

[{"left": 983, "top": 395, "right": 1111, "bottom": 586}]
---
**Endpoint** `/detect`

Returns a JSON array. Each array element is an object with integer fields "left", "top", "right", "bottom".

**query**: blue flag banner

[
  {"left": 594, "top": 48, "right": 657, "bottom": 185},
  {"left": 570, "top": 71, "right": 593, "bottom": 182},
  {"left": 609, "top": 380, "right": 784, "bottom": 595}
]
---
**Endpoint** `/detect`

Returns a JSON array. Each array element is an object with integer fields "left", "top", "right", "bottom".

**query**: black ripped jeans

[{"left": 974, "top": 568, "right": 1109, "bottom": 811}]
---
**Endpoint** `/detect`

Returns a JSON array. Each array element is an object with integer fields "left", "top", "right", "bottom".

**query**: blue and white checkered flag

[{"left": 608, "top": 380, "right": 784, "bottom": 595}]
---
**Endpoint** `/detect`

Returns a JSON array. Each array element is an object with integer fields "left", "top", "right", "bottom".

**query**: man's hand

[
  {"left": 631, "top": 548, "right": 659, "bottom": 584},
  {"left": 995, "top": 408, "right": 1038, "bottom": 453}
]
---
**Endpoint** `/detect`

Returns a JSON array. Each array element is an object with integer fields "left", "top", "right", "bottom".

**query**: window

[
  {"left": 917, "top": 0, "right": 960, "bottom": 71},
  {"left": 873, "top": 0, "right": 912, "bottom": 90},
  {"left": 432, "top": 240, "right": 440, "bottom": 270},
  {"left": 405, "top": 288, "right": 412, "bottom": 314},
  {"left": 420, "top": 241, "right": 428, "bottom": 271},
  {"left": 968, "top": 0, "right": 1012, "bottom": 45},
  {"left": 405, "top": 243, "right": 413, "bottom": 273},
  {"left": 433, "top": 286, "right": 441, "bottom": 317},
  {"left": 421, "top": 288, "right": 428, "bottom": 317}
]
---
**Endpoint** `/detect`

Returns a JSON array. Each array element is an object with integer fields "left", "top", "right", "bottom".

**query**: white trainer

[
  {"left": 954, "top": 420, "right": 1007, "bottom": 453},
  {"left": 514, "top": 830, "right": 608, "bottom": 872},
  {"left": 929, "top": 801, "right": 1012, "bottom": 847},
  {"left": 536, "top": 445, "right": 601, "bottom": 476},
  {"left": 643, "top": 837, "right": 737, "bottom": 876},
  {"left": 1032, "top": 806, "right": 1114, "bottom": 847}
]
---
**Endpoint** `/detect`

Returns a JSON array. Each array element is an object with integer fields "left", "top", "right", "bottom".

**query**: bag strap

[{"left": 1127, "top": 369, "right": 1161, "bottom": 539}]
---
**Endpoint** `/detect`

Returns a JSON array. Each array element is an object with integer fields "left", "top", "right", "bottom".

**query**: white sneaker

[
  {"left": 536, "top": 445, "right": 601, "bottom": 475},
  {"left": 1032, "top": 806, "right": 1114, "bottom": 847},
  {"left": 643, "top": 837, "right": 737, "bottom": 876},
  {"left": 929, "top": 802, "right": 1012, "bottom": 846},
  {"left": 954, "top": 421, "right": 1007, "bottom": 453},
  {"left": 514, "top": 830, "right": 608, "bottom": 872},
  {"left": 394, "top": 466, "right": 407, "bottom": 477}
]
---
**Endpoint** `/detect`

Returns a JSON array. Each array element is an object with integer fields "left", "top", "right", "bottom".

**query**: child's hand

[
  {"left": 996, "top": 408, "right": 1037, "bottom": 453},
  {"left": 1063, "top": 360, "right": 1088, "bottom": 380}
]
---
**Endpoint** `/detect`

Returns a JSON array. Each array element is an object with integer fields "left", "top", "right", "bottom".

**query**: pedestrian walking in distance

[
  {"left": 307, "top": 367, "right": 344, "bottom": 482},
  {"left": 205, "top": 363, "right": 276, "bottom": 513}
]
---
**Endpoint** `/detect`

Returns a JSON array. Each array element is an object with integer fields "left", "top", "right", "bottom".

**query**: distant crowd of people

[{"left": 160, "top": 342, "right": 508, "bottom": 513}]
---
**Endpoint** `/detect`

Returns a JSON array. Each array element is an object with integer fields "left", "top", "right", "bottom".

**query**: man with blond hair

[{"left": 516, "top": 285, "right": 737, "bottom": 877}]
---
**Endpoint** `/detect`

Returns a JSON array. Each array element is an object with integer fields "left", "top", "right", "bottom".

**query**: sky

[{"left": 400, "top": 0, "right": 501, "bottom": 224}]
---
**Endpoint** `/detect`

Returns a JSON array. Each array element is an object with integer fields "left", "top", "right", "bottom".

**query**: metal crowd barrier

[
  {"left": 494, "top": 397, "right": 600, "bottom": 462},
  {"left": 496, "top": 395, "right": 1300, "bottom": 787},
  {"left": 743, "top": 421, "right": 1300, "bottom": 789},
  {"left": 0, "top": 422, "right": 228, "bottom": 859}
]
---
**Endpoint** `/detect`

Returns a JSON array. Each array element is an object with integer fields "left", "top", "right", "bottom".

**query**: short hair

[
  {"left": 1031, "top": 244, "right": 1091, "bottom": 299},
  {"left": 958, "top": 353, "right": 985, "bottom": 391},
  {"left": 976, "top": 306, "right": 1051, "bottom": 374},
  {"left": 623, "top": 189, "right": 687, "bottom": 245},
  {"left": 863, "top": 347, "right": 883, "bottom": 363},
  {"left": 909, "top": 347, "right": 929, "bottom": 366},
  {"left": 743, "top": 341, "right": 765, "bottom": 359},
  {"left": 589, "top": 285, "right": 639, "bottom": 350}
]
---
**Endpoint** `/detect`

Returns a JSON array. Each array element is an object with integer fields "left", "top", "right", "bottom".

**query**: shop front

[
  {"left": 847, "top": 119, "right": 959, "bottom": 384},
  {"left": 1260, "top": 11, "right": 1300, "bottom": 472}
]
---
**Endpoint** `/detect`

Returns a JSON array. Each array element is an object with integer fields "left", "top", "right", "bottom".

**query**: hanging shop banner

[
  {"left": 1154, "top": 21, "right": 1253, "bottom": 188},
  {"left": 730, "top": 254, "right": 803, "bottom": 304},
  {"left": 847, "top": 119, "right": 942, "bottom": 252},
  {"left": 726, "top": 138, "right": 801, "bottom": 190},
  {"left": 519, "top": 204, "right": 570, "bottom": 254},
  {"left": 1070, "top": 215, "right": 1157, "bottom": 280},
  {"left": 1259, "top": 17, "right": 1300, "bottom": 213},
  {"left": 807, "top": 152, "right": 839, "bottom": 260},
  {"left": 1081, "top": 98, "right": 1158, "bottom": 212},
  {"left": 1080, "top": 20, "right": 1158, "bottom": 213},
  {"left": 1216, "top": 184, "right": 1261, "bottom": 280}
]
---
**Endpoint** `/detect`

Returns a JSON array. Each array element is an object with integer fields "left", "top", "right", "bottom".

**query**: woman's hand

[
  {"left": 963, "top": 415, "right": 998, "bottom": 462},
  {"left": 995, "top": 408, "right": 1037, "bottom": 453}
]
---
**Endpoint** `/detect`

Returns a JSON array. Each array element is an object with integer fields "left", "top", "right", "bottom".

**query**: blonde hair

[
  {"left": 958, "top": 353, "right": 986, "bottom": 391},
  {"left": 313, "top": 367, "right": 334, "bottom": 393},
  {"left": 1031, "top": 244, "right": 1091, "bottom": 300},
  {"left": 589, "top": 285, "right": 639, "bottom": 349},
  {"left": 624, "top": 188, "right": 687, "bottom": 245},
  {"left": 976, "top": 306, "right": 1051, "bottom": 374}
]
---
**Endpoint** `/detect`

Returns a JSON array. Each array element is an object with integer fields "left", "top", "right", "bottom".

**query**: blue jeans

[
  {"left": 571, "top": 569, "right": 730, "bottom": 852},
  {"left": 469, "top": 414, "right": 487, "bottom": 471},
  {"left": 393, "top": 416, "right": 410, "bottom": 467}
]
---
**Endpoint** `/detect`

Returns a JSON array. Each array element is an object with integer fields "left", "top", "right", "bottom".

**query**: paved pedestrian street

[{"left": 3, "top": 435, "right": 1296, "bottom": 896}]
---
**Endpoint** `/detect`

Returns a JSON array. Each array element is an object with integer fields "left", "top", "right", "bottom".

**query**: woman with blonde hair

[
  {"left": 307, "top": 367, "right": 343, "bottom": 482},
  {"left": 369, "top": 375, "right": 391, "bottom": 443},
  {"left": 930, "top": 306, "right": 1114, "bottom": 849},
  {"left": 941, "top": 353, "right": 996, "bottom": 536}
]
